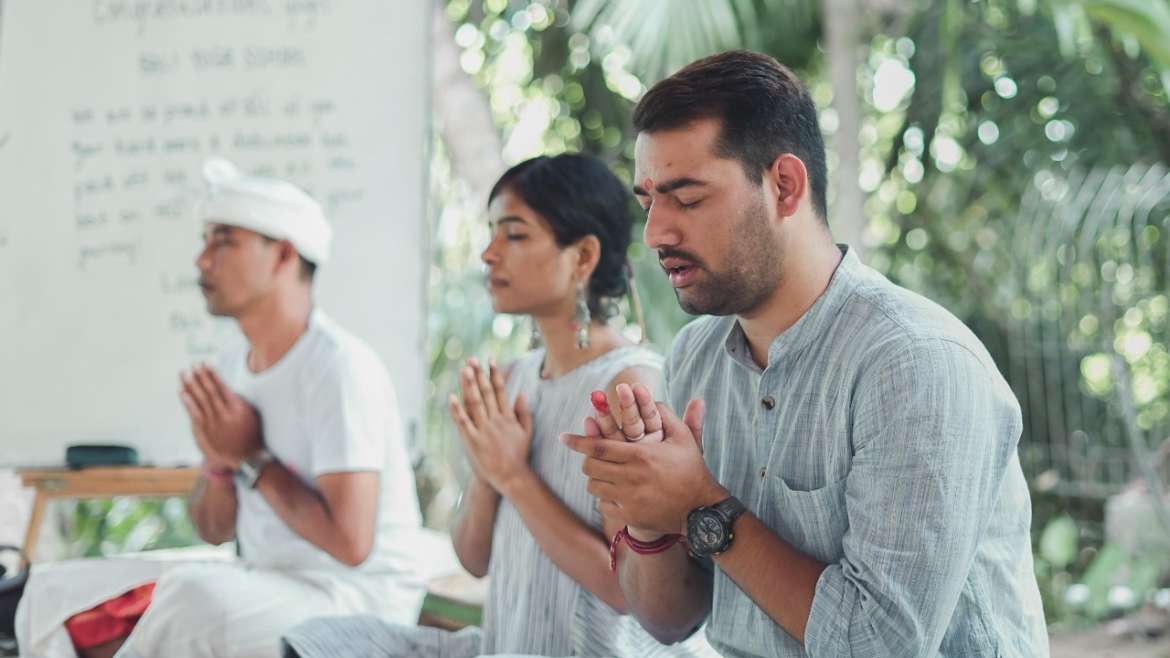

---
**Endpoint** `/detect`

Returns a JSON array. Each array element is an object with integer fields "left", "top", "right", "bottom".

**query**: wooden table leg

[{"left": 22, "top": 492, "right": 47, "bottom": 567}]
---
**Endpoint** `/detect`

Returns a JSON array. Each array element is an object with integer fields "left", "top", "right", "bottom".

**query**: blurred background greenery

[{"left": 54, "top": 0, "right": 1170, "bottom": 638}]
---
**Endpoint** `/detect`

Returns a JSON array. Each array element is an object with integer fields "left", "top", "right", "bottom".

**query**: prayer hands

[
  {"left": 179, "top": 364, "right": 263, "bottom": 470},
  {"left": 585, "top": 382, "right": 664, "bottom": 443},
  {"left": 449, "top": 358, "right": 534, "bottom": 497},
  {"left": 564, "top": 397, "right": 727, "bottom": 541}
]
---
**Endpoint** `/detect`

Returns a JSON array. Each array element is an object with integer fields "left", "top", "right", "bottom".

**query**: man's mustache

[{"left": 657, "top": 248, "right": 706, "bottom": 270}]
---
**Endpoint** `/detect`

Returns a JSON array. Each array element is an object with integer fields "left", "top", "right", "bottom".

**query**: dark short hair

[
  {"left": 297, "top": 255, "right": 317, "bottom": 282},
  {"left": 632, "top": 49, "right": 828, "bottom": 221},
  {"left": 488, "top": 154, "right": 632, "bottom": 317},
  {"left": 261, "top": 236, "right": 316, "bottom": 281}
]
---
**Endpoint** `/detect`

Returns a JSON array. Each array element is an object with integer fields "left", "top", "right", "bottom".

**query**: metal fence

[{"left": 997, "top": 163, "right": 1170, "bottom": 514}]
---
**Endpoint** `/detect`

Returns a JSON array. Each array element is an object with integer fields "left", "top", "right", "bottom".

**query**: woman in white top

[{"left": 284, "top": 154, "right": 715, "bottom": 658}]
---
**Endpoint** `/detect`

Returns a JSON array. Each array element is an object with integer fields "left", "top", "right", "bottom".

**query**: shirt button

[{"left": 761, "top": 395, "right": 776, "bottom": 410}]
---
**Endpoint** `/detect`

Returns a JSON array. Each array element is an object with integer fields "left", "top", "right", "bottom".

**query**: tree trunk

[
  {"left": 431, "top": 0, "right": 505, "bottom": 208},
  {"left": 823, "top": 0, "right": 867, "bottom": 258}
]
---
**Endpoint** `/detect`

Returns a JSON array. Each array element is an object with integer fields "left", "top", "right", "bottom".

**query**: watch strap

[
  {"left": 711, "top": 495, "right": 747, "bottom": 527},
  {"left": 687, "top": 495, "right": 746, "bottom": 557},
  {"left": 235, "top": 449, "right": 275, "bottom": 488}
]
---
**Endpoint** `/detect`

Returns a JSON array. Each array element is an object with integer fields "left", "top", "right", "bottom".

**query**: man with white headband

[{"left": 20, "top": 160, "right": 426, "bottom": 658}]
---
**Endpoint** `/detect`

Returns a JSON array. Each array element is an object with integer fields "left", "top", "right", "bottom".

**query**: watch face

[
  {"left": 235, "top": 463, "right": 255, "bottom": 487},
  {"left": 688, "top": 510, "right": 728, "bottom": 554}
]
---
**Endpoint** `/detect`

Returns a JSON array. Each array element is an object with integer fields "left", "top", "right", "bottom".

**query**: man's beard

[{"left": 672, "top": 195, "right": 783, "bottom": 317}]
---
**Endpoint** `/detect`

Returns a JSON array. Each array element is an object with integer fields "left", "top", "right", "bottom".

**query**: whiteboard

[{"left": 0, "top": 1, "right": 429, "bottom": 467}]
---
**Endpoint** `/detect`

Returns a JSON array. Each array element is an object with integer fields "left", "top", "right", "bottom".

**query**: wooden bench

[{"left": 17, "top": 467, "right": 199, "bottom": 565}]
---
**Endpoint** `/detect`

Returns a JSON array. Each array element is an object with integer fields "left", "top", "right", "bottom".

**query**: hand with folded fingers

[
  {"left": 179, "top": 363, "right": 263, "bottom": 470},
  {"left": 563, "top": 398, "right": 724, "bottom": 541},
  {"left": 586, "top": 382, "right": 664, "bottom": 444},
  {"left": 449, "top": 357, "right": 534, "bottom": 497}
]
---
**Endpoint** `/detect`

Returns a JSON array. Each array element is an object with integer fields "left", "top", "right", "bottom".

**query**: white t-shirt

[{"left": 212, "top": 309, "right": 422, "bottom": 584}]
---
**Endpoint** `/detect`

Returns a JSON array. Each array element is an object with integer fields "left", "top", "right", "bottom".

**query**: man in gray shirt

[{"left": 563, "top": 50, "right": 1048, "bottom": 657}]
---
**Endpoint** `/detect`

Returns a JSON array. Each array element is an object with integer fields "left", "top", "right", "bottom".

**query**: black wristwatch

[{"left": 686, "top": 496, "right": 747, "bottom": 558}]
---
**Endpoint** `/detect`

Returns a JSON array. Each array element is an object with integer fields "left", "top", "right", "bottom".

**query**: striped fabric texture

[{"left": 663, "top": 246, "right": 1049, "bottom": 658}]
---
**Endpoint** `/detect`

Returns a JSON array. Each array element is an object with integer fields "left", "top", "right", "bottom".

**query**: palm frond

[{"left": 571, "top": 0, "right": 818, "bottom": 83}]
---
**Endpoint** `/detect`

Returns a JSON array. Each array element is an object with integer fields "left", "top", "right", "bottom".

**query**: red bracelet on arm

[
  {"left": 609, "top": 526, "right": 686, "bottom": 571},
  {"left": 201, "top": 462, "right": 235, "bottom": 484}
]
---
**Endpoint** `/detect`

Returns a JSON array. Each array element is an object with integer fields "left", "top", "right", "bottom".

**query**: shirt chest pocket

[{"left": 758, "top": 476, "right": 849, "bottom": 564}]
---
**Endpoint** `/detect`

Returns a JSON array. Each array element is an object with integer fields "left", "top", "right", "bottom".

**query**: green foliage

[
  {"left": 419, "top": 1, "right": 707, "bottom": 519},
  {"left": 1079, "top": 0, "right": 1170, "bottom": 71},
  {"left": 429, "top": 0, "right": 1170, "bottom": 627},
  {"left": 63, "top": 497, "right": 200, "bottom": 558},
  {"left": 1041, "top": 514, "right": 1080, "bottom": 569},
  {"left": 1036, "top": 523, "right": 1170, "bottom": 628},
  {"left": 571, "top": 0, "right": 819, "bottom": 82}
]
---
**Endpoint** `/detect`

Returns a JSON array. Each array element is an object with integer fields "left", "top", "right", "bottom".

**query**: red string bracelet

[
  {"left": 609, "top": 526, "right": 686, "bottom": 571},
  {"left": 202, "top": 462, "right": 234, "bottom": 484}
]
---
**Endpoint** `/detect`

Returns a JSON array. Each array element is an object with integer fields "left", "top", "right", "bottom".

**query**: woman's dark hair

[{"left": 488, "top": 153, "right": 633, "bottom": 318}]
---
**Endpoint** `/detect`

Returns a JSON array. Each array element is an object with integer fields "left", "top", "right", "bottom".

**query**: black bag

[{"left": 0, "top": 545, "right": 28, "bottom": 640}]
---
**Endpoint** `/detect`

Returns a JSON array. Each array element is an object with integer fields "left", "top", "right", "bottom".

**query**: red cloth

[{"left": 65, "top": 582, "right": 156, "bottom": 650}]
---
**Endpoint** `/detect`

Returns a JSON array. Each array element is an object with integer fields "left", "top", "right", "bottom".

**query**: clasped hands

[
  {"left": 448, "top": 358, "right": 535, "bottom": 498},
  {"left": 562, "top": 383, "right": 727, "bottom": 541},
  {"left": 179, "top": 364, "right": 263, "bottom": 471}
]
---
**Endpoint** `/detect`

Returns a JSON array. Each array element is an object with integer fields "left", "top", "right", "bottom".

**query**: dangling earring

[
  {"left": 572, "top": 284, "right": 591, "bottom": 349},
  {"left": 626, "top": 261, "right": 649, "bottom": 344},
  {"left": 600, "top": 296, "right": 621, "bottom": 321},
  {"left": 528, "top": 316, "right": 542, "bottom": 350}
]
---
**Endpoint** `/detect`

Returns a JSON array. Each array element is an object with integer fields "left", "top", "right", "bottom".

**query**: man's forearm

[
  {"left": 252, "top": 460, "right": 369, "bottom": 566},
  {"left": 618, "top": 543, "right": 713, "bottom": 644},
  {"left": 712, "top": 513, "right": 826, "bottom": 644},
  {"left": 188, "top": 475, "right": 238, "bottom": 544}
]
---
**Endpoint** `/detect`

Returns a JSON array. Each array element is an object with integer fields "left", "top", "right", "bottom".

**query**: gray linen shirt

[{"left": 665, "top": 246, "right": 1049, "bottom": 657}]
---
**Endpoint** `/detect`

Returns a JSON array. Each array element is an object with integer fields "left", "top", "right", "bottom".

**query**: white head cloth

[{"left": 197, "top": 158, "right": 332, "bottom": 265}]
